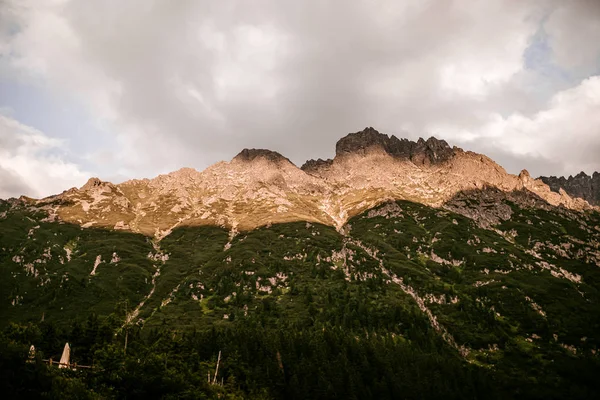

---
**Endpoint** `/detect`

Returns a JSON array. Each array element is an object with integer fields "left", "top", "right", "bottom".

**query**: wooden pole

[
  {"left": 124, "top": 300, "right": 128, "bottom": 355},
  {"left": 212, "top": 351, "right": 221, "bottom": 385}
]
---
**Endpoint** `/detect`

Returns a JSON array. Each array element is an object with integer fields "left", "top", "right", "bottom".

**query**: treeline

[
  {"left": 0, "top": 313, "right": 489, "bottom": 399},
  {"left": 1, "top": 313, "right": 599, "bottom": 399}
]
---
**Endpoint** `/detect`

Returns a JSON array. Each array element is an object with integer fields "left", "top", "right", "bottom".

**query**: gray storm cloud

[{"left": 0, "top": 0, "right": 599, "bottom": 197}]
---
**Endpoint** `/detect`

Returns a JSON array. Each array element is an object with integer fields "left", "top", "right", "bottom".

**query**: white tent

[{"left": 58, "top": 342, "right": 70, "bottom": 368}]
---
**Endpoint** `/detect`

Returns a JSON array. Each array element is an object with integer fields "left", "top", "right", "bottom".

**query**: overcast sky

[{"left": 1, "top": 0, "right": 599, "bottom": 198}]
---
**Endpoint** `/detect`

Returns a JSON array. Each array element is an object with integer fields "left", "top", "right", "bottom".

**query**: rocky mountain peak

[
  {"left": 334, "top": 127, "right": 455, "bottom": 166},
  {"left": 411, "top": 136, "right": 454, "bottom": 166},
  {"left": 300, "top": 158, "right": 334, "bottom": 174},
  {"left": 518, "top": 169, "right": 531, "bottom": 180},
  {"left": 575, "top": 171, "right": 590, "bottom": 179},
  {"left": 79, "top": 177, "right": 118, "bottom": 197},
  {"left": 233, "top": 148, "right": 293, "bottom": 165},
  {"left": 335, "top": 127, "right": 396, "bottom": 157},
  {"left": 80, "top": 177, "right": 118, "bottom": 193},
  {"left": 81, "top": 177, "right": 103, "bottom": 190},
  {"left": 539, "top": 171, "right": 600, "bottom": 206}
]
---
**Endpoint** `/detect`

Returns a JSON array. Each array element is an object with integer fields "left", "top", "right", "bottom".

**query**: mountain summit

[
  {"left": 333, "top": 127, "right": 454, "bottom": 165},
  {"left": 5, "top": 127, "right": 594, "bottom": 237},
  {"left": 302, "top": 127, "right": 455, "bottom": 172},
  {"left": 233, "top": 148, "right": 293, "bottom": 164}
]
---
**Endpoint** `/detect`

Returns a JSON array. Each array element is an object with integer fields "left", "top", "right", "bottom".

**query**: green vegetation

[{"left": 1, "top": 199, "right": 599, "bottom": 398}]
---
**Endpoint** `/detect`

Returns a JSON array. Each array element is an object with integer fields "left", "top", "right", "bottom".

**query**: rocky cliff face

[
  {"left": 540, "top": 172, "right": 600, "bottom": 206},
  {"left": 334, "top": 127, "right": 455, "bottom": 165},
  {"left": 302, "top": 127, "right": 455, "bottom": 171},
  {"left": 14, "top": 127, "right": 594, "bottom": 238}
]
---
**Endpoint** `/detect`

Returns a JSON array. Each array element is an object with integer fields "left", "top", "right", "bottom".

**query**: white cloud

[
  {"left": 0, "top": 115, "right": 89, "bottom": 198},
  {"left": 430, "top": 75, "right": 600, "bottom": 176}
]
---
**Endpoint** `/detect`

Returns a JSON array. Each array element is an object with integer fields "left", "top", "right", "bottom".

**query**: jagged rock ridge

[
  {"left": 301, "top": 127, "right": 455, "bottom": 171},
  {"left": 10, "top": 127, "right": 595, "bottom": 237},
  {"left": 540, "top": 172, "right": 600, "bottom": 206},
  {"left": 335, "top": 126, "right": 455, "bottom": 165}
]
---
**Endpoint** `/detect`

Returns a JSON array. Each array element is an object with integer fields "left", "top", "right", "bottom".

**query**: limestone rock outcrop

[
  {"left": 17, "top": 127, "right": 595, "bottom": 237},
  {"left": 540, "top": 172, "right": 600, "bottom": 206},
  {"left": 333, "top": 127, "right": 454, "bottom": 165}
]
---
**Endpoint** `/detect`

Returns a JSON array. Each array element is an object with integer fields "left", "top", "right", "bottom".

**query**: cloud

[
  {"left": 430, "top": 75, "right": 600, "bottom": 176},
  {"left": 0, "top": 0, "right": 599, "bottom": 184},
  {"left": 0, "top": 114, "right": 89, "bottom": 198},
  {"left": 544, "top": 0, "right": 600, "bottom": 75}
]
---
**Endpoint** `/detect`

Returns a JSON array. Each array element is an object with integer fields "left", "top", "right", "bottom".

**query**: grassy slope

[{"left": 0, "top": 202, "right": 156, "bottom": 326}]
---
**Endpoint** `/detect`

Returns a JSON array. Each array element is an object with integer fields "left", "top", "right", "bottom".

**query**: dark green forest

[{"left": 3, "top": 310, "right": 599, "bottom": 399}]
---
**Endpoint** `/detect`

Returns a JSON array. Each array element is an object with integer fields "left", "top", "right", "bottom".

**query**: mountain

[
  {"left": 540, "top": 171, "right": 600, "bottom": 206},
  {"left": 28, "top": 127, "right": 590, "bottom": 238},
  {"left": 1, "top": 127, "right": 599, "bottom": 399}
]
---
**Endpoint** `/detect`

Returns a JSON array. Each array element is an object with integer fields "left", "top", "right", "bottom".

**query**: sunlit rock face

[{"left": 14, "top": 127, "right": 595, "bottom": 237}]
